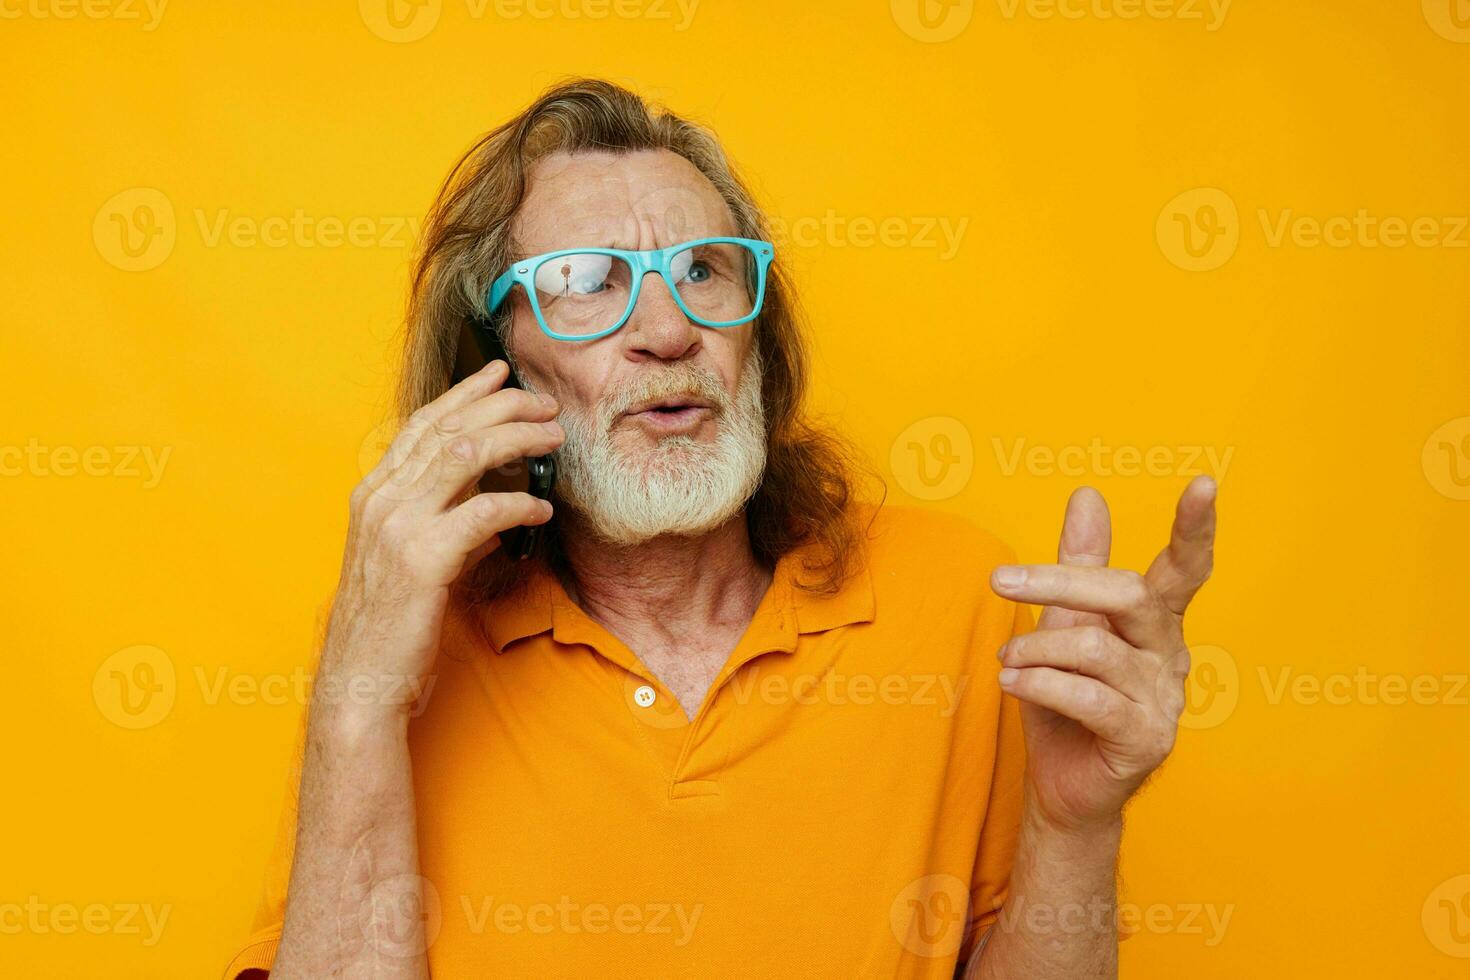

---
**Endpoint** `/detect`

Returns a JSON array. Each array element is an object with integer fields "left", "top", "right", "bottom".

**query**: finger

[
  {"left": 1038, "top": 486, "right": 1112, "bottom": 631},
  {"left": 436, "top": 384, "right": 560, "bottom": 438},
  {"left": 412, "top": 420, "right": 566, "bottom": 512},
  {"left": 997, "top": 665, "right": 1141, "bottom": 742},
  {"left": 364, "top": 360, "right": 510, "bottom": 490},
  {"left": 394, "top": 385, "right": 557, "bottom": 489},
  {"left": 377, "top": 386, "right": 560, "bottom": 503},
  {"left": 435, "top": 491, "right": 554, "bottom": 576},
  {"left": 1145, "top": 475, "right": 1218, "bottom": 616},
  {"left": 991, "top": 564, "right": 1172, "bottom": 649},
  {"left": 998, "top": 626, "right": 1147, "bottom": 701}
]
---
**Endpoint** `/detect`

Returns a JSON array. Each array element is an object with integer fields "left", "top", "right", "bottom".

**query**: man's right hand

[{"left": 319, "top": 358, "right": 564, "bottom": 718}]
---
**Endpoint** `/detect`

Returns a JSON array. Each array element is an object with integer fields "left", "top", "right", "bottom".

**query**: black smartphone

[{"left": 452, "top": 319, "right": 557, "bottom": 560}]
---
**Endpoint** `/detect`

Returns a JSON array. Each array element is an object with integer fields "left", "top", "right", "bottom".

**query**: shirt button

[{"left": 634, "top": 685, "right": 657, "bottom": 708}]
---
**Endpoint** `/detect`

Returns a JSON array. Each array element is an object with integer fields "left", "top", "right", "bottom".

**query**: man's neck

[{"left": 557, "top": 512, "right": 773, "bottom": 653}]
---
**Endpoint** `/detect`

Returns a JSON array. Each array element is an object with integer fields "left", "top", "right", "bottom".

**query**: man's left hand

[{"left": 989, "top": 476, "right": 1218, "bottom": 834}]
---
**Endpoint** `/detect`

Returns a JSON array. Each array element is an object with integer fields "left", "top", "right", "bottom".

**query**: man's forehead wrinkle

[{"left": 510, "top": 148, "right": 741, "bottom": 255}]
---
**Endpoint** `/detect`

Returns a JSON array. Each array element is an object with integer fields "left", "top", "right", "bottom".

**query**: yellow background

[{"left": 3, "top": 0, "right": 1468, "bottom": 976}]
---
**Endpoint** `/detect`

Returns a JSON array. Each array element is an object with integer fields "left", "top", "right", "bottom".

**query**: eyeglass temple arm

[{"left": 486, "top": 266, "right": 520, "bottom": 315}]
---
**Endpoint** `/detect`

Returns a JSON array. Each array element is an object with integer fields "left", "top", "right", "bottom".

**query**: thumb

[{"left": 1036, "top": 486, "right": 1112, "bottom": 630}]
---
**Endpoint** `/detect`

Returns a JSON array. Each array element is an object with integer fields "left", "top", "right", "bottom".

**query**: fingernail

[
  {"left": 541, "top": 421, "right": 562, "bottom": 435},
  {"left": 1199, "top": 475, "right": 1218, "bottom": 498},
  {"left": 993, "top": 566, "right": 1026, "bottom": 589},
  {"left": 995, "top": 642, "right": 1008, "bottom": 662},
  {"left": 998, "top": 668, "right": 1019, "bottom": 686}
]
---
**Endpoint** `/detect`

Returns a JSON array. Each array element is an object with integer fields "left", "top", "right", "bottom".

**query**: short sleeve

[{"left": 956, "top": 598, "right": 1034, "bottom": 965}]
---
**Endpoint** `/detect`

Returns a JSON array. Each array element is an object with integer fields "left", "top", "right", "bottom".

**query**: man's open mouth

[{"left": 622, "top": 395, "right": 717, "bottom": 432}]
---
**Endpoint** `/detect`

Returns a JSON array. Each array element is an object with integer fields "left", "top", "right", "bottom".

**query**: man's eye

[
  {"left": 683, "top": 260, "right": 713, "bottom": 283},
  {"left": 569, "top": 276, "right": 607, "bottom": 295}
]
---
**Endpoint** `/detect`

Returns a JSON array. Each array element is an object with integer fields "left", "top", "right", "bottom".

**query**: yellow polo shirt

[{"left": 224, "top": 503, "right": 1031, "bottom": 979}]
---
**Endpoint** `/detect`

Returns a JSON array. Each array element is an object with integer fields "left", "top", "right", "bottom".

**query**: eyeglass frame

[{"left": 485, "top": 236, "right": 775, "bottom": 342}]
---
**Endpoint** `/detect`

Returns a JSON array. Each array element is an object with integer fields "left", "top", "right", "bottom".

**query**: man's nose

[{"left": 620, "top": 271, "right": 701, "bottom": 361}]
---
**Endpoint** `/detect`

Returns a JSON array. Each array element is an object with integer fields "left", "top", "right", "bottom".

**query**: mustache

[{"left": 597, "top": 366, "right": 733, "bottom": 424}]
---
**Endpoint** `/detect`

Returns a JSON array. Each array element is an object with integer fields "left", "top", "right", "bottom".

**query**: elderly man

[{"left": 226, "top": 78, "right": 1216, "bottom": 980}]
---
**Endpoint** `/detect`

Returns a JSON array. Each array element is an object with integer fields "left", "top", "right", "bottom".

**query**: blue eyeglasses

[{"left": 485, "top": 236, "right": 775, "bottom": 342}]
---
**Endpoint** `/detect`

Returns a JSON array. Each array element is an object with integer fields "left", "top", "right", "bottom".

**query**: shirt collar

[{"left": 479, "top": 534, "right": 874, "bottom": 658}]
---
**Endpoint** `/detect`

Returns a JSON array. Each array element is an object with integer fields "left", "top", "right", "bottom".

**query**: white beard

[{"left": 537, "top": 350, "right": 767, "bottom": 546}]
